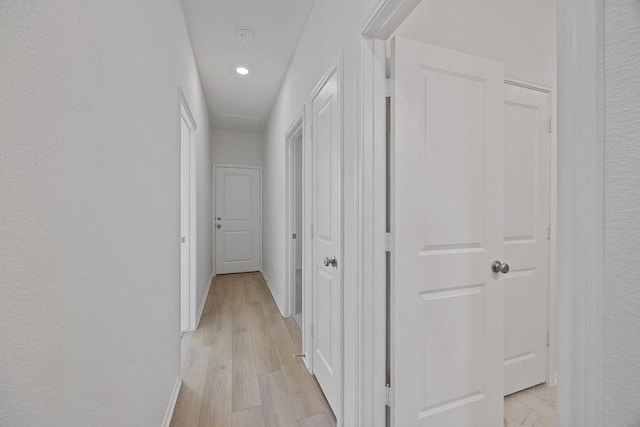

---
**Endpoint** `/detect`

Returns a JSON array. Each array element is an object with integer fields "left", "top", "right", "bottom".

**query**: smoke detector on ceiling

[{"left": 237, "top": 26, "right": 255, "bottom": 43}]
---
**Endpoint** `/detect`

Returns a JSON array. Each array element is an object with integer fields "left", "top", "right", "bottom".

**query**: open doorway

[
  {"left": 360, "top": 2, "right": 558, "bottom": 425},
  {"left": 285, "top": 113, "right": 305, "bottom": 328}
]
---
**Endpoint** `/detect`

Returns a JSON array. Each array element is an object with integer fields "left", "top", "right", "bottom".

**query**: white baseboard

[
  {"left": 260, "top": 270, "right": 286, "bottom": 317},
  {"left": 195, "top": 273, "right": 215, "bottom": 329},
  {"left": 161, "top": 376, "right": 181, "bottom": 427}
]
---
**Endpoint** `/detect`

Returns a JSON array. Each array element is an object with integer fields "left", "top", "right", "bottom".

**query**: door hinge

[
  {"left": 292, "top": 233, "right": 297, "bottom": 239},
  {"left": 546, "top": 331, "right": 550, "bottom": 347},
  {"left": 548, "top": 117, "right": 553, "bottom": 133},
  {"left": 547, "top": 224, "right": 551, "bottom": 240},
  {"left": 385, "top": 384, "right": 391, "bottom": 407},
  {"left": 310, "top": 224, "right": 314, "bottom": 239},
  {"left": 384, "top": 232, "right": 392, "bottom": 252},
  {"left": 381, "top": 77, "right": 392, "bottom": 98},
  {"left": 311, "top": 323, "right": 314, "bottom": 338}
]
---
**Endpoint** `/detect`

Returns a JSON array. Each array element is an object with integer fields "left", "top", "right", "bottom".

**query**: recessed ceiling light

[{"left": 236, "top": 66, "right": 249, "bottom": 76}]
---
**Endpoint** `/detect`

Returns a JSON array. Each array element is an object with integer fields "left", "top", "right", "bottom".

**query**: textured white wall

[
  {"left": 212, "top": 128, "right": 263, "bottom": 166},
  {"left": 0, "top": 0, "right": 212, "bottom": 425},
  {"left": 603, "top": 0, "right": 640, "bottom": 423}
]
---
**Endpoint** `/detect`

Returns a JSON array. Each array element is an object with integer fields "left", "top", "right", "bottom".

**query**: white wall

[
  {"left": 603, "top": 0, "right": 640, "bottom": 423},
  {"left": 394, "top": 0, "right": 556, "bottom": 87},
  {"left": 0, "top": 0, "right": 212, "bottom": 425},
  {"left": 194, "top": 111, "right": 213, "bottom": 322},
  {"left": 212, "top": 128, "right": 263, "bottom": 166}
]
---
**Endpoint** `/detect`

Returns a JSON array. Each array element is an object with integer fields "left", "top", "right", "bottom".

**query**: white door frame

[
  {"left": 284, "top": 110, "right": 306, "bottom": 317},
  {"left": 359, "top": 1, "right": 604, "bottom": 426},
  {"left": 180, "top": 95, "right": 197, "bottom": 332},
  {"left": 212, "top": 164, "right": 263, "bottom": 275},
  {"left": 307, "top": 55, "right": 344, "bottom": 421}
]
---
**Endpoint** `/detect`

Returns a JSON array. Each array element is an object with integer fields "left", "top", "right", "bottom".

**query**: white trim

[
  {"left": 557, "top": 0, "right": 604, "bottom": 425},
  {"left": 212, "top": 165, "right": 263, "bottom": 275},
  {"left": 195, "top": 272, "right": 214, "bottom": 329},
  {"left": 260, "top": 270, "right": 286, "bottom": 316},
  {"left": 284, "top": 111, "right": 305, "bottom": 318},
  {"left": 362, "top": 0, "right": 422, "bottom": 40},
  {"left": 179, "top": 91, "right": 197, "bottom": 130},
  {"left": 161, "top": 376, "right": 182, "bottom": 427},
  {"left": 359, "top": 36, "right": 388, "bottom": 427}
]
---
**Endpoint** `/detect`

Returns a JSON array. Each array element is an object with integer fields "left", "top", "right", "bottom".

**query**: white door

[
  {"left": 180, "top": 115, "right": 193, "bottom": 332},
  {"left": 503, "top": 83, "right": 551, "bottom": 395},
  {"left": 311, "top": 67, "right": 340, "bottom": 414},
  {"left": 215, "top": 167, "right": 261, "bottom": 275},
  {"left": 391, "top": 37, "right": 504, "bottom": 426}
]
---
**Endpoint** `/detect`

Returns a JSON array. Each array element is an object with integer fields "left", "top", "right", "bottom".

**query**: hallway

[{"left": 171, "top": 273, "right": 336, "bottom": 427}]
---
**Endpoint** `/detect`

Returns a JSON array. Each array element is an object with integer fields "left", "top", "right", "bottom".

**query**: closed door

[
  {"left": 503, "top": 83, "right": 550, "bottom": 395},
  {"left": 391, "top": 37, "right": 504, "bottom": 426},
  {"left": 180, "top": 116, "right": 193, "bottom": 331},
  {"left": 215, "top": 167, "right": 261, "bottom": 275},
  {"left": 311, "top": 67, "right": 340, "bottom": 414}
]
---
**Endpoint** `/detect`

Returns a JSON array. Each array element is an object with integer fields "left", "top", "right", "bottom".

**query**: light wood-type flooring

[
  {"left": 171, "top": 272, "right": 336, "bottom": 427},
  {"left": 504, "top": 384, "right": 557, "bottom": 426}
]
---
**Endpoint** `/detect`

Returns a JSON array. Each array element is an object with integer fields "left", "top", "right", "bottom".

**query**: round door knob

[
  {"left": 216, "top": 224, "right": 222, "bottom": 229},
  {"left": 217, "top": 217, "right": 222, "bottom": 221},
  {"left": 324, "top": 256, "right": 337, "bottom": 268},
  {"left": 491, "top": 260, "right": 510, "bottom": 274}
]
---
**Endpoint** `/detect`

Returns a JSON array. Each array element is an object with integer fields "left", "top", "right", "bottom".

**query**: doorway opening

[
  {"left": 361, "top": 5, "right": 558, "bottom": 425},
  {"left": 180, "top": 97, "right": 197, "bottom": 335},
  {"left": 285, "top": 113, "right": 305, "bottom": 329}
]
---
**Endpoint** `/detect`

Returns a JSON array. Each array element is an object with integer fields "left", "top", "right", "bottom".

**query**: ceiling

[{"left": 181, "top": 0, "right": 315, "bottom": 132}]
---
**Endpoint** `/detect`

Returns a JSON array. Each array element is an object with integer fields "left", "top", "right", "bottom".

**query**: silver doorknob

[
  {"left": 216, "top": 224, "right": 222, "bottom": 229},
  {"left": 217, "top": 216, "right": 222, "bottom": 221},
  {"left": 491, "top": 260, "right": 510, "bottom": 274},
  {"left": 324, "top": 256, "right": 337, "bottom": 268}
]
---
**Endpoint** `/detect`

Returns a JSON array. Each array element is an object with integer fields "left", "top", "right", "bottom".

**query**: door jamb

[
  {"left": 180, "top": 94, "right": 198, "bottom": 332},
  {"left": 284, "top": 110, "right": 305, "bottom": 316}
]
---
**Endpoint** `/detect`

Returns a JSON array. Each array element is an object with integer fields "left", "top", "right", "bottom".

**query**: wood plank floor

[
  {"left": 171, "top": 272, "right": 336, "bottom": 427},
  {"left": 504, "top": 384, "right": 556, "bottom": 426}
]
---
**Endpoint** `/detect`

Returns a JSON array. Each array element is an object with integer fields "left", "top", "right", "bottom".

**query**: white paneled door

[
  {"left": 311, "top": 66, "right": 340, "bottom": 414},
  {"left": 391, "top": 37, "right": 504, "bottom": 426},
  {"left": 215, "top": 167, "right": 261, "bottom": 275},
  {"left": 503, "top": 83, "right": 551, "bottom": 395}
]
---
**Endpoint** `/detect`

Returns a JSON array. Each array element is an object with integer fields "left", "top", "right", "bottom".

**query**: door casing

[
  {"left": 284, "top": 110, "right": 306, "bottom": 321},
  {"left": 180, "top": 96, "right": 197, "bottom": 333}
]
